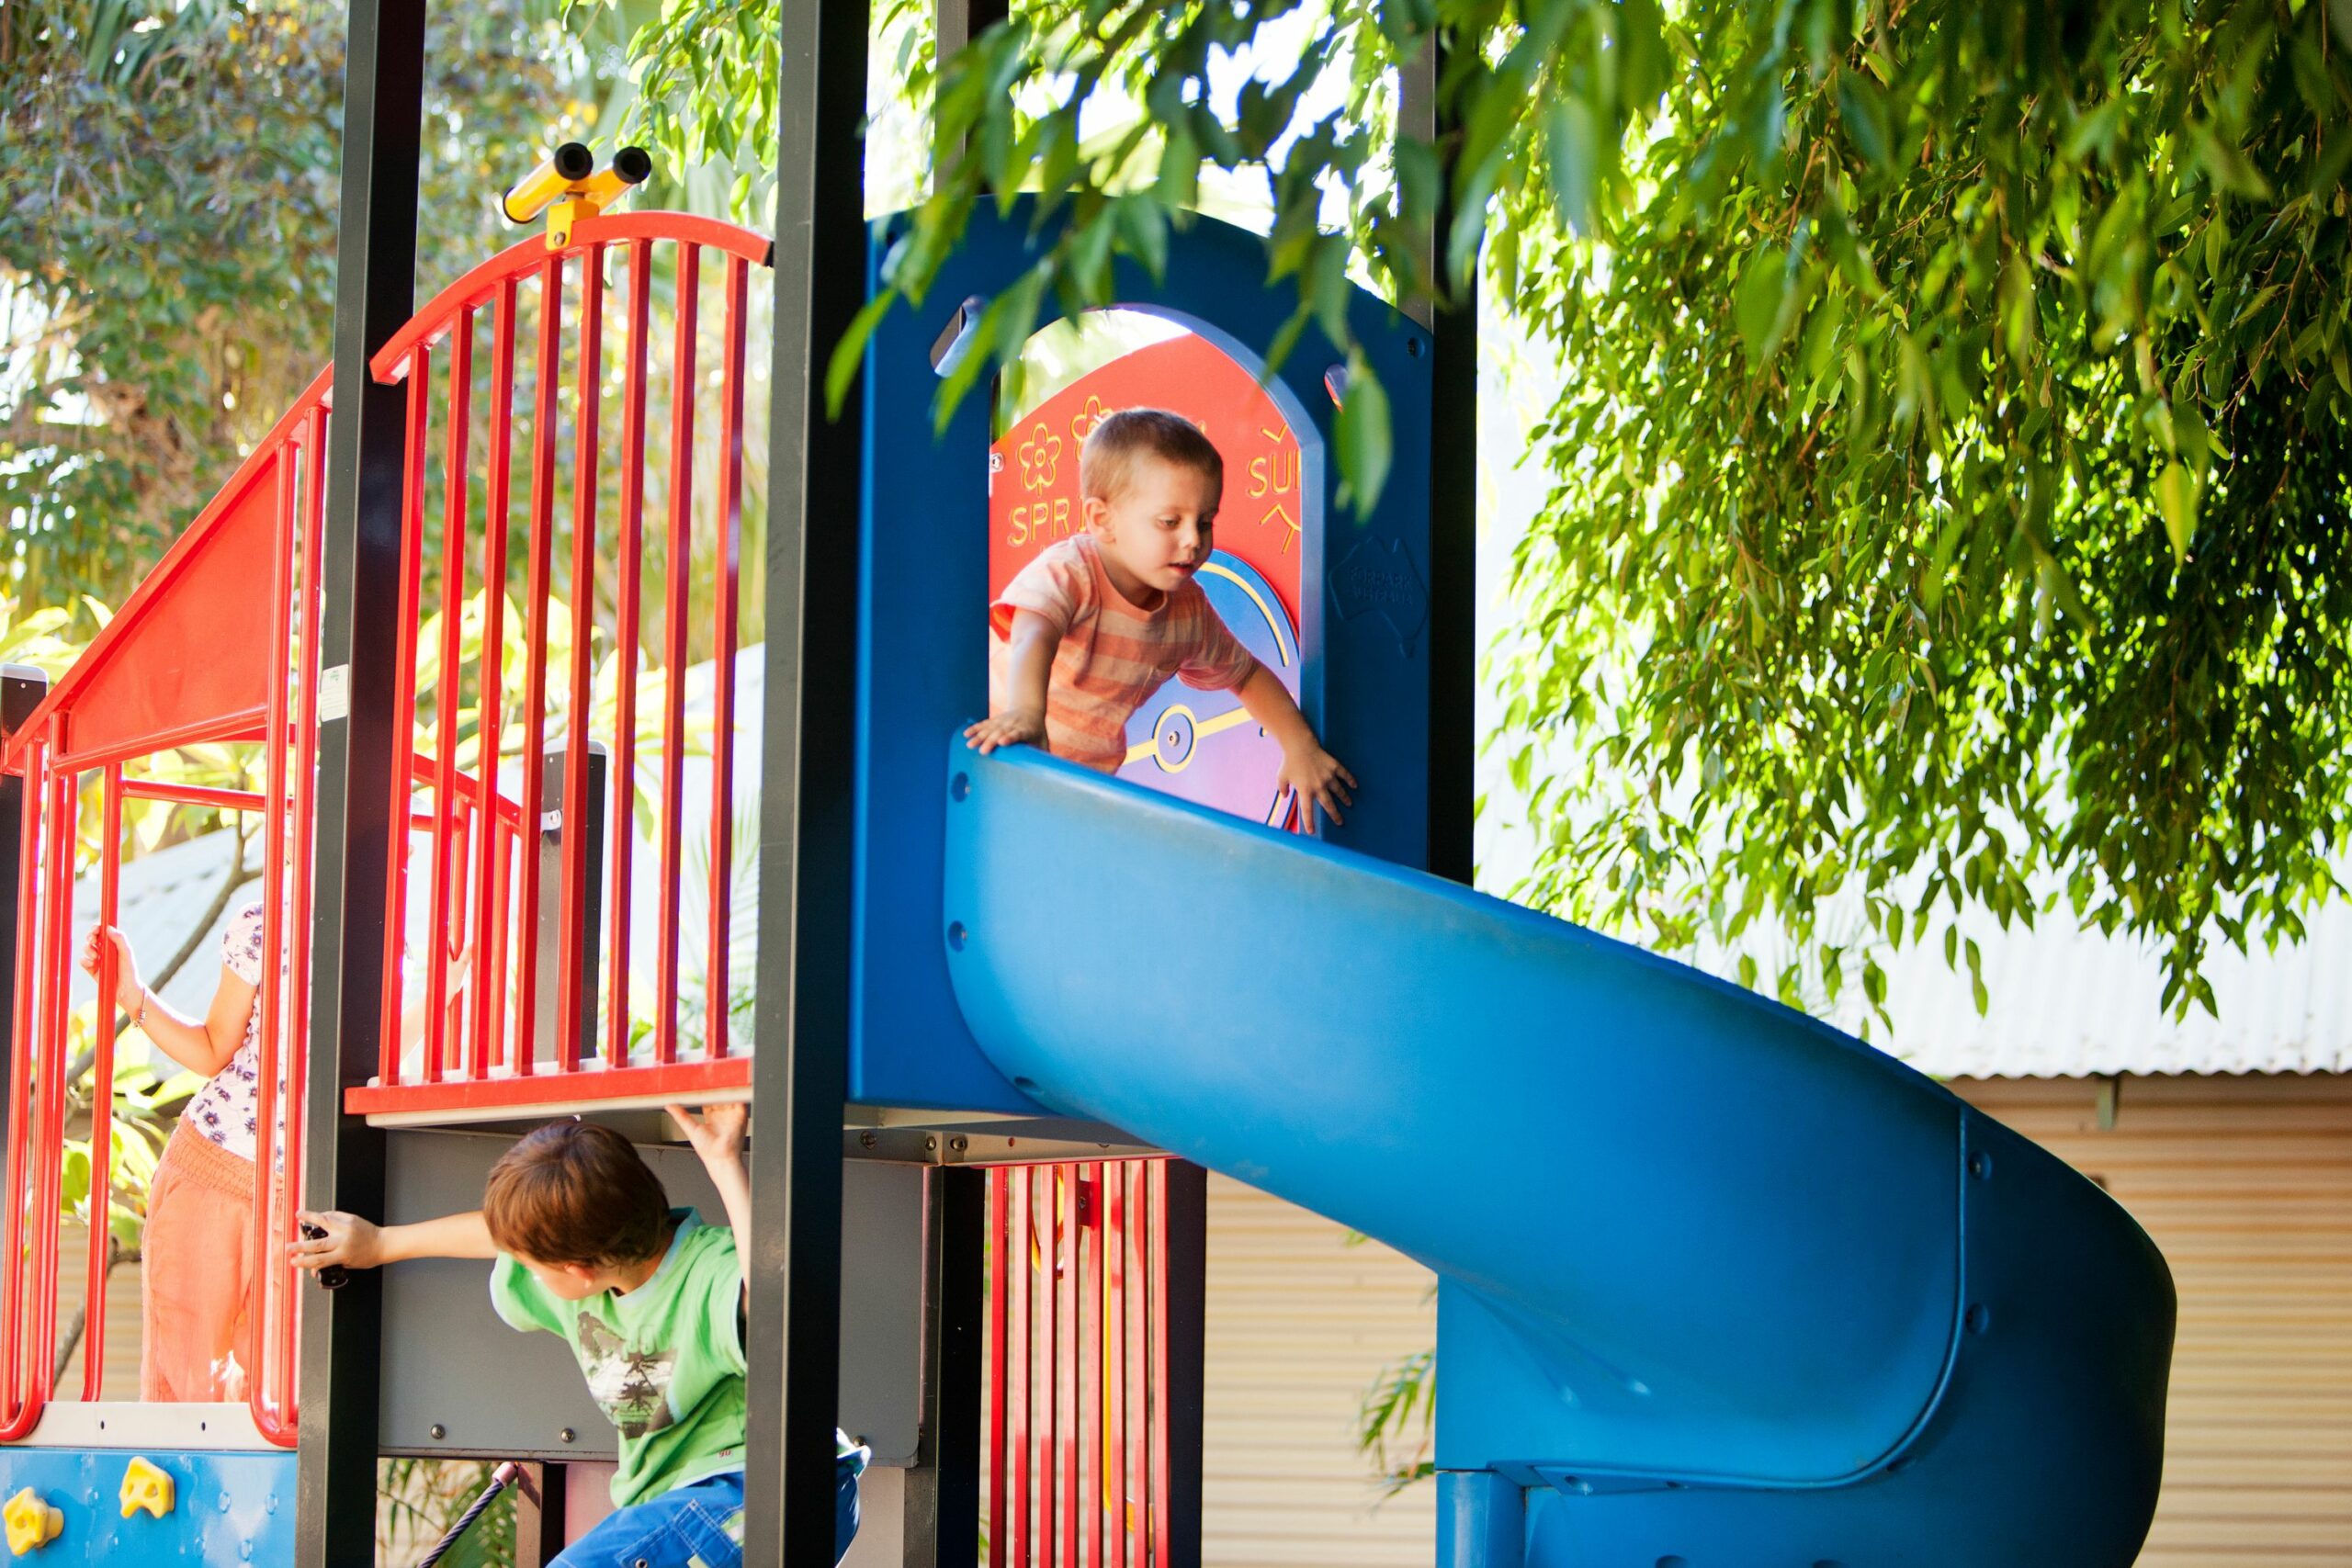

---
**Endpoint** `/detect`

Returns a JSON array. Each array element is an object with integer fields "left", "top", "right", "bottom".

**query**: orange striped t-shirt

[{"left": 990, "top": 534, "right": 1260, "bottom": 773}]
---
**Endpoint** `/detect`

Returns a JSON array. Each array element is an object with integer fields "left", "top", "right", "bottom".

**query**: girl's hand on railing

[
  {"left": 79, "top": 925, "right": 143, "bottom": 1014},
  {"left": 289, "top": 1209, "right": 386, "bottom": 1272}
]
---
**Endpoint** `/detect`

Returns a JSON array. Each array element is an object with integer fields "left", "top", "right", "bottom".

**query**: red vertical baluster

[
  {"left": 705, "top": 255, "right": 749, "bottom": 1058},
  {"left": 653, "top": 245, "right": 700, "bottom": 1065},
  {"left": 251, "top": 440, "right": 299, "bottom": 1437},
  {"left": 0, "top": 740, "right": 40, "bottom": 1428},
  {"left": 557, "top": 245, "right": 605, "bottom": 1076},
  {"left": 32, "top": 761, "right": 74, "bottom": 1413},
  {"left": 1080, "top": 1163, "right": 1102, "bottom": 1568},
  {"left": 472, "top": 279, "right": 518, "bottom": 1080},
  {"left": 1148, "top": 1162, "right": 1171, "bottom": 1568},
  {"left": 425, "top": 312, "right": 476, "bottom": 1084},
  {"left": 283, "top": 399, "right": 329, "bottom": 1427},
  {"left": 80, "top": 764, "right": 123, "bottom": 1401},
  {"left": 1104, "top": 1163, "right": 1126, "bottom": 1568},
  {"left": 1009, "top": 1166, "right": 1033, "bottom": 1568},
  {"left": 1126, "top": 1164, "right": 1149, "bottom": 1565},
  {"left": 1058, "top": 1165, "right": 1081, "bottom": 1563},
  {"left": 605, "top": 238, "right": 653, "bottom": 1070},
  {"left": 515, "top": 255, "right": 566, "bottom": 1074},
  {"left": 379, "top": 348, "right": 433, "bottom": 1085},
  {"left": 1039, "top": 1168, "right": 1058, "bottom": 1568},
  {"left": 488, "top": 818, "right": 513, "bottom": 1069},
  {"left": 989, "top": 1168, "right": 1011, "bottom": 1568}
]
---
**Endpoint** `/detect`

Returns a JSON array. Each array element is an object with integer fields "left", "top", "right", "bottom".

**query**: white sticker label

[{"left": 318, "top": 663, "right": 351, "bottom": 722}]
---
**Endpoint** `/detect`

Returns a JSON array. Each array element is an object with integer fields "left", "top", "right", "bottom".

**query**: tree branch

[{"left": 70, "top": 816, "right": 257, "bottom": 1087}]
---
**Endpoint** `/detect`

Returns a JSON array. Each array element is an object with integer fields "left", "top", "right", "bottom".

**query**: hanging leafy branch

[{"left": 1487, "top": 0, "right": 2352, "bottom": 1018}]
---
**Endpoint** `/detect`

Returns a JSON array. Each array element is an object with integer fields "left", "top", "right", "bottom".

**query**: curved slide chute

[{"left": 943, "top": 744, "right": 2173, "bottom": 1567}]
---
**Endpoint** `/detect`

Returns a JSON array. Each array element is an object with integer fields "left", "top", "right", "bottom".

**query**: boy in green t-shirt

[{"left": 292, "top": 1106, "right": 866, "bottom": 1567}]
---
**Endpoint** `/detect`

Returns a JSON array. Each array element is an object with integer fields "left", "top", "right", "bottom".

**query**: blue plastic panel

[
  {"left": 940, "top": 745, "right": 2174, "bottom": 1562},
  {"left": 852, "top": 201, "right": 1432, "bottom": 1113},
  {"left": 0, "top": 1447, "right": 297, "bottom": 1564}
]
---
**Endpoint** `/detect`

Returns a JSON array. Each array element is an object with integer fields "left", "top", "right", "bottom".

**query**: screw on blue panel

[
  {"left": 1968, "top": 1149, "right": 1993, "bottom": 1179},
  {"left": 947, "top": 921, "right": 967, "bottom": 952},
  {"left": 950, "top": 772, "right": 971, "bottom": 802},
  {"left": 1966, "top": 1303, "right": 1993, "bottom": 1334}
]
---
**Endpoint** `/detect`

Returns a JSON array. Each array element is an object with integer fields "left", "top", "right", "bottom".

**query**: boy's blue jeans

[{"left": 549, "top": 1460, "right": 862, "bottom": 1568}]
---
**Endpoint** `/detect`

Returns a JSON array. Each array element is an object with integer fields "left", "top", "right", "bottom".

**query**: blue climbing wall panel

[{"left": 0, "top": 1447, "right": 297, "bottom": 1564}]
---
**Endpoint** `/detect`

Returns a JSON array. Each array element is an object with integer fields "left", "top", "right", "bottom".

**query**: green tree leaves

[
  {"left": 0, "top": 0, "right": 574, "bottom": 606},
  {"left": 1487, "top": 0, "right": 2352, "bottom": 1019}
]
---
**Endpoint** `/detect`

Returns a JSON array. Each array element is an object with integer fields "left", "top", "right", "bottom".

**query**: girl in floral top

[
  {"left": 84, "top": 902, "right": 283, "bottom": 1402},
  {"left": 84, "top": 907, "right": 461, "bottom": 1401}
]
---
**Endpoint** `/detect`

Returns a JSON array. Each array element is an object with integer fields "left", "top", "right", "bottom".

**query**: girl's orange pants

[{"left": 140, "top": 1118, "right": 261, "bottom": 1403}]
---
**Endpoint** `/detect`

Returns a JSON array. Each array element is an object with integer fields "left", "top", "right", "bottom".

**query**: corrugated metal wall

[
  {"left": 1951, "top": 1073, "right": 2352, "bottom": 1566},
  {"left": 50, "top": 1221, "right": 145, "bottom": 1401},
  {"left": 1202, "top": 1172, "right": 1437, "bottom": 1566}
]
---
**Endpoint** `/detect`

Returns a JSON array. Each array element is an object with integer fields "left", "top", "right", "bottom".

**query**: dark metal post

[
  {"left": 1403, "top": 31, "right": 1477, "bottom": 885},
  {"left": 0, "top": 667, "right": 52, "bottom": 1159},
  {"left": 513, "top": 1462, "right": 569, "bottom": 1567},
  {"left": 534, "top": 742, "right": 605, "bottom": 1063},
  {"left": 743, "top": 0, "right": 869, "bottom": 1553},
  {"left": 1163, "top": 1160, "right": 1208, "bottom": 1568},
  {"left": 903, "top": 1166, "right": 984, "bottom": 1565},
  {"left": 295, "top": 0, "right": 427, "bottom": 1557}
]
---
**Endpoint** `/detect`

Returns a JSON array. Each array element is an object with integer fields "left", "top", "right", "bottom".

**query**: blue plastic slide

[{"left": 943, "top": 745, "right": 2174, "bottom": 1567}]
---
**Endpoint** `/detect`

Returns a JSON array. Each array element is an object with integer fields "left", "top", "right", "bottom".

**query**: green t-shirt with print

[{"left": 491, "top": 1207, "right": 747, "bottom": 1507}]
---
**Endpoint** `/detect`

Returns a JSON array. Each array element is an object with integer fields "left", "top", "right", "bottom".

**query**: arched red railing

[{"left": 350, "top": 210, "right": 770, "bottom": 1121}]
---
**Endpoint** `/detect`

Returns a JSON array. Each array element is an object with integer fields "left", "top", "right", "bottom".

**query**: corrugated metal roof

[{"left": 1835, "top": 899, "right": 2352, "bottom": 1080}]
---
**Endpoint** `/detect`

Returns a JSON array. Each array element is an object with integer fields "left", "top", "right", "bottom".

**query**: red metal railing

[
  {"left": 988, "top": 1159, "right": 1181, "bottom": 1568},
  {"left": 0, "top": 371, "right": 332, "bottom": 1445},
  {"left": 347, "top": 212, "right": 770, "bottom": 1122}
]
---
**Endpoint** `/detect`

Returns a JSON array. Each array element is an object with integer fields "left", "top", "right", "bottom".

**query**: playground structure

[{"left": 0, "top": 0, "right": 2176, "bottom": 1562}]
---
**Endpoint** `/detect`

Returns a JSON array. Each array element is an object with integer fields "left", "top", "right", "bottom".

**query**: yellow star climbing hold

[
  {"left": 1, "top": 1487, "right": 61, "bottom": 1556},
  {"left": 119, "top": 1458, "right": 175, "bottom": 1520}
]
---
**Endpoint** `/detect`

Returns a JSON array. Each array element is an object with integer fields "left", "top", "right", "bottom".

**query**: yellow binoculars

[{"left": 503, "top": 142, "right": 654, "bottom": 249}]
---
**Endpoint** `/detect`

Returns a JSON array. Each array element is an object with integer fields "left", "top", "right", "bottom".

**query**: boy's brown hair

[
  {"left": 483, "top": 1121, "right": 671, "bottom": 1268},
  {"left": 1080, "top": 407, "right": 1223, "bottom": 503}
]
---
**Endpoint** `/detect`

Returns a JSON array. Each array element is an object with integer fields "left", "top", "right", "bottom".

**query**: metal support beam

[
  {"left": 933, "top": 0, "right": 1008, "bottom": 64},
  {"left": 743, "top": 0, "right": 869, "bottom": 1554},
  {"left": 534, "top": 742, "right": 605, "bottom": 1064},
  {"left": 513, "top": 1462, "right": 568, "bottom": 1567},
  {"left": 1439, "top": 1470, "right": 1526, "bottom": 1568},
  {"left": 294, "top": 0, "right": 427, "bottom": 1558},
  {"left": 1162, "top": 1160, "right": 1208, "bottom": 1568},
  {"left": 1406, "top": 28, "right": 1478, "bottom": 886},
  {"left": 901, "top": 1166, "right": 983, "bottom": 1565}
]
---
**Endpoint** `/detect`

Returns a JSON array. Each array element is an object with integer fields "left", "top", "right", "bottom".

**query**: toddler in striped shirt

[{"left": 965, "top": 408, "right": 1355, "bottom": 828}]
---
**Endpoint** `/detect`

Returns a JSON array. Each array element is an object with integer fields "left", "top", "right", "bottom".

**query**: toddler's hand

[
  {"left": 1279, "top": 744, "right": 1358, "bottom": 830},
  {"left": 79, "top": 926, "right": 142, "bottom": 1013},
  {"left": 290, "top": 1210, "right": 384, "bottom": 1272},
  {"left": 667, "top": 1102, "right": 749, "bottom": 1165},
  {"left": 963, "top": 709, "right": 1045, "bottom": 755}
]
